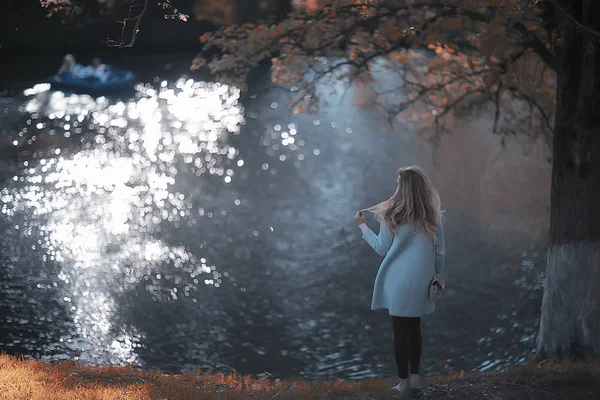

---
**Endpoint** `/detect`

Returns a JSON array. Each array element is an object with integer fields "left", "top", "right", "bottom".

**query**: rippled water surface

[{"left": 0, "top": 65, "right": 550, "bottom": 380}]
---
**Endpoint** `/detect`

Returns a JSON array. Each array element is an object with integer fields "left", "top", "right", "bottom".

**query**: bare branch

[
  {"left": 493, "top": 83, "right": 503, "bottom": 134},
  {"left": 555, "top": 2, "right": 600, "bottom": 40},
  {"left": 101, "top": 0, "right": 188, "bottom": 48},
  {"left": 104, "top": 0, "right": 149, "bottom": 47},
  {"left": 507, "top": 86, "right": 554, "bottom": 133},
  {"left": 512, "top": 22, "right": 558, "bottom": 72}
]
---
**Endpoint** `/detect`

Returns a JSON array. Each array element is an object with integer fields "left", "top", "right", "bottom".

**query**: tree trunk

[{"left": 536, "top": 0, "right": 600, "bottom": 360}]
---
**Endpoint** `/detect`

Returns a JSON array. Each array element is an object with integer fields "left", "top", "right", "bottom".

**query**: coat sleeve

[
  {"left": 434, "top": 214, "right": 446, "bottom": 277},
  {"left": 360, "top": 221, "right": 394, "bottom": 256}
]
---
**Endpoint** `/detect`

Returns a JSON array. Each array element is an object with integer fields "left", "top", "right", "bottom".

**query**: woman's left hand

[{"left": 353, "top": 211, "right": 365, "bottom": 224}]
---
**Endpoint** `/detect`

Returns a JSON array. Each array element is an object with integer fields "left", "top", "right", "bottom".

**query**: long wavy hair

[{"left": 366, "top": 166, "right": 441, "bottom": 237}]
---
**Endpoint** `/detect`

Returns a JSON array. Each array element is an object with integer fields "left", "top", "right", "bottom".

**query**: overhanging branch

[
  {"left": 105, "top": 0, "right": 150, "bottom": 47},
  {"left": 333, "top": 1, "right": 558, "bottom": 73},
  {"left": 512, "top": 22, "right": 557, "bottom": 73},
  {"left": 104, "top": 0, "right": 188, "bottom": 48}
]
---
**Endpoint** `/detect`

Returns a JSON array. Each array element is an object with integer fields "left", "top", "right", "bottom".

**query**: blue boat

[{"left": 48, "top": 67, "right": 135, "bottom": 93}]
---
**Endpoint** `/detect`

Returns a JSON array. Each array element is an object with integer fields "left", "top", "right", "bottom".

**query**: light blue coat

[{"left": 361, "top": 216, "right": 445, "bottom": 317}]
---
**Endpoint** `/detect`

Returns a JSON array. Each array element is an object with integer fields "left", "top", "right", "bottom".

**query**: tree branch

[
  {"left": 105, "top": 0, "right": 149, "bottom": 47},
  {"left": 425, "top": 3, "right": 557, "bottom": 73},
  {"left": 512, "top": 22, "right": 558, "bottom": 73},
  {"left": 493, "top": 82, "right": 503, "bottom": 133},
  {"left": 555, "top": 2, "right": 600, "bottom": 40},
  {"left": 507, "top": 85, "right": 554, "bottom": 133},
  {"left": 104, "top": 0, "right": 188, "bottom": 48}
]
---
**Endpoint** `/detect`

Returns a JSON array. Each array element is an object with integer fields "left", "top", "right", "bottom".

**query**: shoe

[
  {"left": 391, "top": 378, "right": 410, "bottom": 395},
  {"left": 409, "top": 374, "right": 422, "bottom": 394}
]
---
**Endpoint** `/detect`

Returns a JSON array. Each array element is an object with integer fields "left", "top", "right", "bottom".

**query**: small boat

[{"left": 48, "top": 67, "right": 135, "bottom": 93}]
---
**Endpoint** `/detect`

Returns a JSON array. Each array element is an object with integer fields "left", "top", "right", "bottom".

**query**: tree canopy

[{"left": 190, "top": 0, "right": 560, "bottom": 149}]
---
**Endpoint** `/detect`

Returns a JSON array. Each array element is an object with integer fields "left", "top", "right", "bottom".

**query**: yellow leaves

[
  {"left": 190, "top": 56, "right": 207, "bottom": 71},
  {"left": 393, "top": 52, "right": 409, "bottom": 63},
  {"left": 359, "top": 43, "right": 372, "bottom": 53},
  {"left": 199, "top": 33, "right": 213, "bottom": 43},
  {"left": 194, "top": 0, "right": 236, "bottom": 25},
  {"left": 467, "top": 58, "right": 476, "bottom": 70},
  {"left": 272, "top": 73, "right": 292, "bottom": 84},
  {"left": 306, "top": 0, "right": 323, "bottom": 12},
  {"left": 189, "top": 0, "right": 554, "bottom": 132},
  {"left": 251, "top": 24, "right": 269, "bottom": 34},
  {"left": 526, "top": 22, "right": 537, "bottom": 31},
  {"left": 6, "top": 353, "right": 456, "bottom": 400},
  {"left": 294, "top": 0, "right": 327, "bottom": 13}
]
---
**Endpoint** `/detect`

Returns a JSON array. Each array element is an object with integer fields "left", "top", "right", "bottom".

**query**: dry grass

[{"left": 0, "top": 354, "right": 598, "bottom": 400}]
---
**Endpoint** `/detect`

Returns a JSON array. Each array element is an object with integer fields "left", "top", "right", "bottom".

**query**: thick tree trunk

[{"left": 536, "top": 0, "right": 600, "bottom": 360}]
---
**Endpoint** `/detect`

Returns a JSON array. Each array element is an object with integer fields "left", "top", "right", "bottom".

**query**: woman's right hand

[{"left": 353, "top": 210, "right": 365, "bottom": 224}]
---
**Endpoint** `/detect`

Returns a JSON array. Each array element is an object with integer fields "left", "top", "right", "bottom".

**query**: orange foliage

[
  {"left": 194, "top": 0, "right": 237, "bottom": 25},
  {"left": 2, "top": 355, "right": 598, "bottom": 400},
  {"left": 393, "top": 52, "right": 409, "bottom": 63},
  {"left": 193, "top": 0, "right": 556, "bottom": 137},
  {"left": 0, "top": 354, "right": 393, "bottom": 400}
]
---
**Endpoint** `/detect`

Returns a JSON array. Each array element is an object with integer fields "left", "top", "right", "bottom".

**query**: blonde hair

[{"left": 366, "top": 166, "right": 441, "bottom": 237}]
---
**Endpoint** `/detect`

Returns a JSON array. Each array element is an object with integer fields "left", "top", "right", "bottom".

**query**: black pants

[{"left": 392, "top": 316, "right": 422, "bottom": 379}]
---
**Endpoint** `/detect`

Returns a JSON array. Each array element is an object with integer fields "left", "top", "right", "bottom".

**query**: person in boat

[
  {"left": 58, "top": 54, "right": 91, "bottom": 78},
  {"left": 91, "top": 57, "right": 110, "bottom": 82},
  {"left": 58, "top": 55, "right": 110, "bottom": 82}
]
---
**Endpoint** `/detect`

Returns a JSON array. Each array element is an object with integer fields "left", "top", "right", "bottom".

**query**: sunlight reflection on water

[{"left": 2, "top": 79, "right": 245, "bottom": 364}]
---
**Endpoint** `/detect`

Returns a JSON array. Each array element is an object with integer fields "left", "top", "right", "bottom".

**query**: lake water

[{"left": 0, "top": 53, "right": 551, "bottom": 380}]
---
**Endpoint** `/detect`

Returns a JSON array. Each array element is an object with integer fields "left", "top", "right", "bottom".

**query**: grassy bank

[{"left": 0, "top": 355, "right": 598, "bottom": 399}]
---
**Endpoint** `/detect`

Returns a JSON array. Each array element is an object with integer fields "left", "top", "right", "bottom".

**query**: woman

[{"left": 354, "top": 166, "right": 445, "bottom": 395}]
